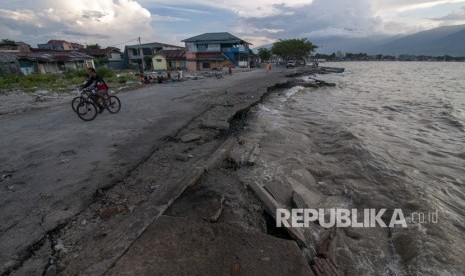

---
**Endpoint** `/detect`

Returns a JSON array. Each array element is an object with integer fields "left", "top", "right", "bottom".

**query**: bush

[
  {"left": 63, "top": 68, "right": 88, "bottom": 78},
  {"left": 96, "top": 67, "right": 116, "bottom": 78}
]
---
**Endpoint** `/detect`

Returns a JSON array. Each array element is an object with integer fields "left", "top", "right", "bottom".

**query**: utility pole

[{"left": 138, "top": 36, "right": 144, "bottom": 70}]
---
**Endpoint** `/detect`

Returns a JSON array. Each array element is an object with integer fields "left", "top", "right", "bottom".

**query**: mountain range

[{"left": 256, "top": 25, "right": 465, "bottom": 56}]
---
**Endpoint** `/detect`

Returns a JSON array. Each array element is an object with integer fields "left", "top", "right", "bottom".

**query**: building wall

[
  {"left": 166, "top": 60, "right": 186, "bottom": 70},
  {"left": 186, "top": 61, "right": 197, "bottom": 71},
  {"left": 109, "top": 52, "right": 123, "bottom": 61},
  {"left": 152, "top": 55, "right": 167, "bottom": 71}
]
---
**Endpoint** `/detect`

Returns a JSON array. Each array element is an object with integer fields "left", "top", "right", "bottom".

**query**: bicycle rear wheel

[
  {"left": 76, "top": 101, "right": 98, "bottom": 121},
  {"left": 71, "top": 96, "right": 84, "bottom": 112},
  {"left": 106, "top": 96, "right": 121, "bottom": 114}
]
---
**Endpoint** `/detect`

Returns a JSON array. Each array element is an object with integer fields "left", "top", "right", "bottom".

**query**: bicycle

[{"left": 73, "top": 88, "right": 121, "bottom": 121}]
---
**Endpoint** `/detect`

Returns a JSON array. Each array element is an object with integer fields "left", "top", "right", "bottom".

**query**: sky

[{"left": 1, "top": 0, "right": 465, "bottom": 49}]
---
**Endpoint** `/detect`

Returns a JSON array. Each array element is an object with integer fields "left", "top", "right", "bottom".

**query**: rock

[
  {"left": 43, "top": 265, "right": 57, "bottom": 276},
  {"left": 200, "top": 121, "right": 230, "bottom": 131},
  {"left": 261, "top": 257, "right": 270, "bottom": 262},
  {"left": 175, "top": 154, "right": 189, "bottom": 162},
  {"left": 81, "top": 219, "right": 87, "bottom": 226},
  {"left": 180, "top": 133, "right": 203, "bottom": 143},
  {"left": 247, "top": 145, "right": 260, "bottom": 165},
  {"left": 35, "top": 90, "right": 49, "bottom": 95},
  {"left": 54, "top": 243, "right": 68, "bottom": 257},
  {"left": 343, "top": 228, "right": 363, "bottom": 240},
  {"left": 35, "top": 95, "right": 45, "bottom": 102}
]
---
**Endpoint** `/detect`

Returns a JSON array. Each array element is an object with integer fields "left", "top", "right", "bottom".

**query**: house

[
  {"left": 181, "top": 32, "right": 252, "bottom": 71},
  {"left": 11, "top": 50, "right": 94, "bottom": 75},
  {"left": 152, "top": 49, "right": 186, "bottom": 71},
  {"left": 0, "top": 41, "right": 31, "bottom": 53},
  {"left": 123, "top": 42, "right": 184, "bottom": 70},
  {"left": 0, "top": 52, "right": 20, "bottom": 75},
  {"left": 37, "top": 40, "right": 84, "bottom": 51},
  {"left": 79, "top": 47, "right": 124, "bottom": 69}
]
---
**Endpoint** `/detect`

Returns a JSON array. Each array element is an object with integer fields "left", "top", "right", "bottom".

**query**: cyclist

[{"left": 82, "top": 68, "right": 109, "bottom": 113}]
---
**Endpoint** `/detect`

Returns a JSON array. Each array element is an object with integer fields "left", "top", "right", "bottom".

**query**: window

[
  {"left": 156, "top": 59, "right": 163, "bottom": 62},
  {"left": 142, "top": 48, "right": 152, "bottom": 55},
  {"left": 197, "top": 44, "right": 207, "bottom": 52},
  {"left": 132, "top": 48, "right": 138, "bottom": 56},
  {"left": 179, "top": 61, "right": 186, "bottom": 69},
  {"left": 57, "top": 61, "right": 65, "bottom": 71},
  {"left": 202, "top": 62, "right": 210, "bottom": 69},
  {"left": 169, "top": 61, "right": 177, "bottom": 68}
]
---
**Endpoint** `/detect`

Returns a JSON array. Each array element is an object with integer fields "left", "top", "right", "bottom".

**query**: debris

[
  {"left": 231, "top": 263, "right": 241, "bottom": 276},
  {"left": 247, "top": 145, "right": 260, "bottom": 165},
  {"left": 209, "top": 196, "right": 225, "bottom": 222},
  {"left": 34, "top": 90, "right": 49, "bottom": 95},
  {"left": 43, "top": 265, "right": 57, "bottom": 276},
  {"left": 180, "top": 133, "right": 203, "bottom": 143},
  {"left": 175, "top": 154, "right": 189, "bottom": 162},
  {"left": 98, "top": 204, "right": 127, "bottom": 219}
]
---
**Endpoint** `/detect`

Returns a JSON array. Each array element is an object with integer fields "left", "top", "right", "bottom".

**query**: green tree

[
  {"left": 271, "top": 38, "right": 317, "bottom": 60},
  {"left": 86, "top": 43, "right": 101, "bottom": 49},
  {"left": 258, "top": 48, "right": 272, "bottom": 62},
  {"left": 1, "top": 38, "right": 15, "bottom": 44}
]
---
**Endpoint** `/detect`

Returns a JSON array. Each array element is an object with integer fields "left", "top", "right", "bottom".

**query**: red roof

[{"left": 157, "top": 49, "right": 186, "bottom": 59}]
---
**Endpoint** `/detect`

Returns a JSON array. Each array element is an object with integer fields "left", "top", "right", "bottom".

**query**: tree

[
  {"left": 86, "top": 43, "right": 101, "bottom": 49},
  {"left": 1, "top": 38, "right": 15, "bottom": 44},
  {"left": 258, "top": 48, "right": 272, "bottom": 62},
  {"left": 271, "top": 38, "right": 317, "bottom": 60}
]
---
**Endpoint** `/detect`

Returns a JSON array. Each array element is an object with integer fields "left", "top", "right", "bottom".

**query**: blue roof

[{"left": 182, "top": 32, "right": 251, "bottom": 45}]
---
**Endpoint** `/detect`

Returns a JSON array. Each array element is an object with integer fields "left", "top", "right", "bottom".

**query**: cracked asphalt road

[{"left": 0, "top": 69, "right": 286, "bottom": 274}]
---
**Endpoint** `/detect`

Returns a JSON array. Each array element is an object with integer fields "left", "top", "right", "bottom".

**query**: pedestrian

[
  {"left": 228, "top": 64, "right": 232, "bottom": 75},
  {"left": 178, "top": 68, "right": 183, "bottom": 80},
  {"left": 139, "top": 70, "right": 145, "bottom": 84}
]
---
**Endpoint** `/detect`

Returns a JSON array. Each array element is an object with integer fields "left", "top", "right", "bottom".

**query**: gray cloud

[
  {"left": 63, "top": 30, "right": 112, "bottom": 39},
  {"left": 239, "top": 0, "right": 383, "bottom": 40},
  {"left": 430, "top": 5, "right": 465, "bottom": 21}
]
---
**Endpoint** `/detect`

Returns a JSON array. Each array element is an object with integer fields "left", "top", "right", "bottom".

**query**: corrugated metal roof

[
  {"left": 182, "top": 32, "right": 251, "bottom": 45},
  {"left": 125, "top": 42, "right": 183, "bottom": 49},
  {"left": 10, "top": 51, "right": 93, "bottom": 62},
  {"left": 78, "top": 47, "right": 122, "bottom": 57},
  {"left": 0, "top": 52, "right": 17, "bottom": 63}
]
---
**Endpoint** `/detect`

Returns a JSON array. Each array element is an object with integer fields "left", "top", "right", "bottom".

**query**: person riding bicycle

[{"left": 81, "top": 68, "right": 109, "bottom": 113}]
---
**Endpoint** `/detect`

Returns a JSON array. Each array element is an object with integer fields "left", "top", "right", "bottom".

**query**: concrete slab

[{"left": 107, "top": 215, "right": 314, "bottom": 276}]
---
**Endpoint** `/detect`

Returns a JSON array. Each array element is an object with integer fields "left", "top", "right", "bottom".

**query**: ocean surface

[{"left": 243, "top": 62, "right": 465, "bottom": 275}]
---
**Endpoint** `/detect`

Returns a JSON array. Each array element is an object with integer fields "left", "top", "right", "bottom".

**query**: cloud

[
  {"left": 152, "top": 14, "right": 188, "bottom": 22},
  {"left": 0, "top": 0, "right": 153, "bottom": 46},
  {"left": 430, "top": 5, "right": 465, "bottom": 21},
  {"left": 372, "top": 0, "right": 465, "bottom": 12},
  {"left": 235, "top": 0, "right": 385, "bottom": 46}
]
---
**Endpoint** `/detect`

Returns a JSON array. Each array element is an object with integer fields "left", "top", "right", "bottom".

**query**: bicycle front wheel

[
  {"left": 106, "top": 96, "right": 121, "bottom": 114},
  {"left": 71, "top": 96, "right": 84, "bottom": 112},
  {"left": 76, "top": 101, "right": 98, "bottom": 121}
]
